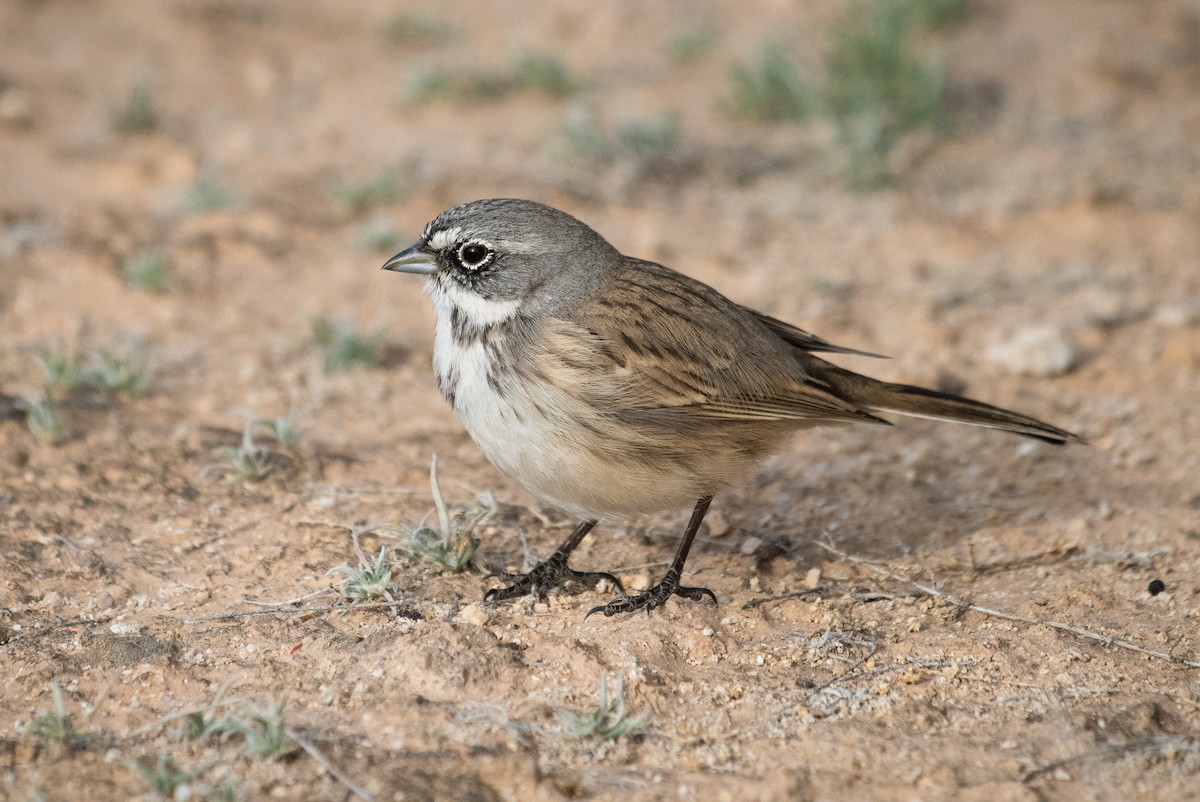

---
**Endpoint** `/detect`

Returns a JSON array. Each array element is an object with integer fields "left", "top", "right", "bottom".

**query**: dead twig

[
  {"left": 1022, "top": 734, "right": 1197, "bottom": 784},
  {"left": 818, "top": 540, "right": 1200, "bottom": 670},
  {"left": 289, "top": 729, "right": 374, "bottom": 802},
  {"left": 184, "top": 601, "right": 420, "bottom": 625}
]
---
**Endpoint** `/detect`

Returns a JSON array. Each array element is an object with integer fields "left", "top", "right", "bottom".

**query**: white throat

[{"left": 428, "top": 276, "right": 522, "bottom": 326}]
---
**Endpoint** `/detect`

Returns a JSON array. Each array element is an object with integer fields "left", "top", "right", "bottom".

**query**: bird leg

[
  {"left": 585, "top": 496, "right": 717, "bottom": 619},
  {"left": 484, "top": 520, "right": 625, "bottom": 602}
]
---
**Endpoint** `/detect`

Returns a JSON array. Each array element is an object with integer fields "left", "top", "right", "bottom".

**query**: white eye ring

[{"left": 456, "top": 240, "right": 494, "bottom": 270}]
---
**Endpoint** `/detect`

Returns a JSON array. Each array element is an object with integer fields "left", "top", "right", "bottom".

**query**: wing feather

[{"left": 531, "top": 260, "right": 889, "bottom": 427}]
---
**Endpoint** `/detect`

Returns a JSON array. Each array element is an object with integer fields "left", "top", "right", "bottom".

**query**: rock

[
  {"left": 1153, "top": 303, "right": 1199, "bottom": 328},
  {"left": 986, "top": 325, "right": 1078, "bottom": 376},
  {"left": 455, "top": 602, "right": 489, "bottom": 627}
]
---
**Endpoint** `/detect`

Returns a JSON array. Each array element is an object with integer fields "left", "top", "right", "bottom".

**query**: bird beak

[{"left": 381, "top": 243, "right": 437, "bottom": 275}]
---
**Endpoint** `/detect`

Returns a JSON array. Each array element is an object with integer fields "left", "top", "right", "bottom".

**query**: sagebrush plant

[
  {"left": 122, "top": 250, "right": 171, "bottom": 291},
  {"left": 311, "top": 318, "right": 382, "bottom": 372},
  {"left": 396, "top": 455, "right": 491, "bottom": 572},
  {"left": 557, "top": 675, "right": 649, "bottom": 742}
]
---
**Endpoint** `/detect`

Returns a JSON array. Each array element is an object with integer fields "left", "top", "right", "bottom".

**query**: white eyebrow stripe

[{"left": 428, "top": 227, "right": 464, "bottom": 251}]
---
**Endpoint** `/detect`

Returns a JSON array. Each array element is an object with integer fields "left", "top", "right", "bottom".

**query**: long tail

[{"left": 807, "top": 363, "right": 1083, "bottom": 445}]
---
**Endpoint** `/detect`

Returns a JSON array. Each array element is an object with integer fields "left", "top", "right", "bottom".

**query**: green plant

[
  {"left": 257, "top": 413, "right": 300, "bottom": 446},
  {"left": 234, "top": 407, "right": 301, "bottom": 447},
  {"left": 122, "top": 250, "right": 171, "bottom": 291},
  {"left": 14, "top": 395, "right": 67, "bottom": 443},
  {"left": 328, "top": 546, "right": 397, "bottom": 601},
  {"left": 396, "top": 456, "right": 489, "bottom": 573},
  {"left": 557, "top": 675, "right": 649, "bottom": 741},
  {"left": 615, "top": 115, "right": 681, "bottom": 163},
  {"left": 667, "top": 27, "right": 716, "bottom": 65},
  {"left": 186, "top": 177, "right": 235, "bottom": 212},
  {"left": 130, "top": 754, "right": 201, "bottom": 797},
  {"left": 216, "top": 417, "right": 271, "bottom": 483},
  {"left": 825, "top": 0, "right": 948, "bottom": 189},
  {"left": 35, "top": 346, "right": 86, "bottom": 396},
  {"left": 912, "top": 0, "right": 969, "bottom": 28},
  {"left": 223, "top": 700, "right": 297, "bottom": 759},
  {"left": 311, "top": 318, "right": 381, "bottom": 372},
  {"left": 111, "top": 82, "right": 159, "bottom": 134},
  {"left": 564, "top": 111, "right": 681, "bottom": 167},
  {"left": 183, "top": 677, "right": 239, "bottom": 741},
  {"left": 728, "top": 43, "right": 815, "bottom": 122},
  {"left": 512, "top": 53, "right": 578, "bottom": 98},
  {"left": 409, "top": 67, "right": 512, "bottom": 104},
  {"left": 28, "top": 680, "right": 83, "bottom": 744},
  {"left": 410, "top": 52, "right": 577, "bottom": 105},
  {"left": 86, "top": 346, "right": 152, "bottom": 395}
]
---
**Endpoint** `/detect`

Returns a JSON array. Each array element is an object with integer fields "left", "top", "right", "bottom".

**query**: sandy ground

[{"left": 2, "top": 1, "right": 1199, "bottom": 800}]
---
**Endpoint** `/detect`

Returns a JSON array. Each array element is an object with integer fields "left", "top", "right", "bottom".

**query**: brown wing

[
  {"left": 746, "top": 309, "right": 887, "bottom": 359},
  {"left": 533, "top": 259, "right": 889, "bottom": 428}
]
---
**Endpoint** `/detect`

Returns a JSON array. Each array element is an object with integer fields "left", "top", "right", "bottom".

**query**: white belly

[{"left": 433, "top": 318, "right": 703, "bottom": 519}]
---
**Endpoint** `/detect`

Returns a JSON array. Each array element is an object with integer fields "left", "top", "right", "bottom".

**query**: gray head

[{"left": 382, "top": 198, "right": 621, "bottom": 316}]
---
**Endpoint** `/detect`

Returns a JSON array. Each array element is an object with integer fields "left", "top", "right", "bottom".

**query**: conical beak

[{"left": 382, "top": 243, "right": 437, "bottom": 275}]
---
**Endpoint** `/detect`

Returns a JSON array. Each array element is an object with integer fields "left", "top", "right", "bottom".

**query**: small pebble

[
  {"left": 739, "top": 536, "right": 763, "bottom": 555},
  {"left": 1148, "top": 579, "right": 1165, "bottom": 596},
  {"left": 704, "top": 509, "right": 731, "bottom": 537},
  {"left": 456, "top": 602, "right": 490, "bottom": 626},
  {"left": 986, "top": 324, "right": 1077, "bottom": 377},
  {"left": 803, "top": 567, "right": 822, "bottom": 589},
  {"left": 110, "top": 620, "right": 144, "bottom": 636}
]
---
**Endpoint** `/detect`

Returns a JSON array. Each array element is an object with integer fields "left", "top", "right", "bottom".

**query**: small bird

[{"left": 383, "top": 198, "right": 1081, "bottom": 618}]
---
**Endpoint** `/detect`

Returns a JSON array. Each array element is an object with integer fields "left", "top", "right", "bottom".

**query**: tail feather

[{"left": 807, "top": 365, "right": 1083, "bottom": 445}]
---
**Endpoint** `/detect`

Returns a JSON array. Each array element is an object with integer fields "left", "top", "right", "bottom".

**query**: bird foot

[
  {"left": 484, "top": 553, "right": 624, "bottom": 603},
  {"left": 584, "top": 569, "right": 717, "bottom": 619}
]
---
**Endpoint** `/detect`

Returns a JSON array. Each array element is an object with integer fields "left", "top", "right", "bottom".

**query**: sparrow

[{"left": 382, "top": 198, "right": 1081, "bottom": 618}]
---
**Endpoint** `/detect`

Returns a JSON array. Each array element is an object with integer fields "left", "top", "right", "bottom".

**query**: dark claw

[
  {"left": 583, "top": 570, "right": 718, "bottom": 620},
  {"left": 484, "top": 555, "right": 624, "bottom": 603}
]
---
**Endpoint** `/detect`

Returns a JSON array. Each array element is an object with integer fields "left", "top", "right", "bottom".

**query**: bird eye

[{"left": 457, "top": 241, "right": 493, "bottom": 270}]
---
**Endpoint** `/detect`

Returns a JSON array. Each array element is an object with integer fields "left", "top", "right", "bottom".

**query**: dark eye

[{"left": 457, "top": 241, "right": 493, "bottom": 270}]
